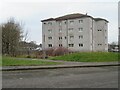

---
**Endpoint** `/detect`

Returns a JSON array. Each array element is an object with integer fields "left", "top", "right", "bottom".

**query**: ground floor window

[
  {"left": 69, "top": 44, "right": 74, "bottom": 47},
  {"left": 48, "top": 44, "right": 52, "bottom": 47},
  {"left": 59, "top": 44, "right": 63, "bottom": 47}
]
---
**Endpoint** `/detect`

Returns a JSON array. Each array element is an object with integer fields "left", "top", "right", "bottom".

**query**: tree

[
  {"left": 110, "top": 42, "right": 118, "bottom": 49},
  {"left": 0, "top": 25, "right": 2, "bottom": 55},
  {"left": 2, "top": 18, "right": 23, "bottom": 56}
]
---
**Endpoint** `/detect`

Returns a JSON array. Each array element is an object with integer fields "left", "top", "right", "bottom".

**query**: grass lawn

[
  {"left": 49, "top": 52, "right": 119, "bottom": 62},
  {"left": 2, "top": 56, "right": 61, "bottom": 66}
]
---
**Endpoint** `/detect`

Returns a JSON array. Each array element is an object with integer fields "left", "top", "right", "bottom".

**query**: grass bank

[
  {"left": 2, "top": 56, "right": 61, "bottom": 66},
  {"left": 49, "top": 52, "right": 119, "bottom": 62}
]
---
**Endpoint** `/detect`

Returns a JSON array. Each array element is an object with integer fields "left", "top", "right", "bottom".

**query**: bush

[
  {"left": 53, "top": 47, "right": 69, "bottom": 56},
  {"left": 44, "top": 47, "right": 71, "bottom": 56},
  {"left": 45, "top": 48, "right": 54, "bottom": 56},
  {"left": 26, "top": 55, "right": 31, "bottom": 58}
]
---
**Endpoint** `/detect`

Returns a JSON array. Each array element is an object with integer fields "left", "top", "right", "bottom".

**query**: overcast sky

[{"left": 0, "top": 0, "right": 119, "bottom": 44}]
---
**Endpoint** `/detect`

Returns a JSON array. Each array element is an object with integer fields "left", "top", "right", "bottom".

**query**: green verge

[
  {"left": 2, "top": 56, "right": 61, "bottom": 66},
  {"left": 49, "top": 52, "right": 119, "bottom": 62}
]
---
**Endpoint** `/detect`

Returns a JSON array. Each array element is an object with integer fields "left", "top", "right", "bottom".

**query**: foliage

[
  {"left": 52, "top": 47, "right": 70, "bottom": 56},
  {"left": 18, "top": 41, "right": 40, "bottom": 56},
  {"left": 2, "top": 18, "right": 23, "bottom": 56},
  {"left": 44, "top": 47, "right": 71, "bottom": 57},
  {"left": 49, "top": 52, "right": 119, "bottom": 62}
]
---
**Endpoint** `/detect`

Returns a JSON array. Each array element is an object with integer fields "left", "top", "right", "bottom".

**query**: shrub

[{"left": 52, "top": 47, "right": 69, "bottom": 56}]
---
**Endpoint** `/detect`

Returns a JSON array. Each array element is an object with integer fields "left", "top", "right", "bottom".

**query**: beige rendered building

[{"left": 41, "top": 13, "right": 108, "bottom": 52}]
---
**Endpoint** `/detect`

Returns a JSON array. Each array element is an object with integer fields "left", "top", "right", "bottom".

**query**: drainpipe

[
  {"left": 66, "top": 20, "right": 69, "bottom": 53},
  {"left": 92, "top": 19, "right": 94, "bottom": 52},
  {"left": 43, "top": 34, "right": 46, "bottom": 59}
]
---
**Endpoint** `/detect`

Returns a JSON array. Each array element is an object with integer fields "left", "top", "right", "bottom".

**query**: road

[{"left": 2, "top": 66, "right": 118, "bottom": 88}]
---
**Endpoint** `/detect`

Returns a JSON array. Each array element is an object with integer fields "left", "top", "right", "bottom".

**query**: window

[
  {"left": 70, "top": 36, "right": 74, "bottom": 39},
  {"left": 59, "top": 29, "right": 62, "bottom": 32},
  {"left": 79, "top": 28, "right": 83, "bottom": 32},
  {"left": 105, "top": 36, "right": 107, "bottom": 39},
  {"left": 59, "top": 37, "right": 62, "bottom": 40},
  {"left": 69, "top": 44, "right": 74, "bottom": 47},
  {"left": 98, "top": 29, "right": 102, "bottom": 31},
  {"left": 48, "top": 44, "right": 52, "bottom": 47},
  {"left": 65, "top": 21, "right": 66, "bottom": 24},
  {"left": 69, "top": 28, "right": 73, "bottom": 31},
  {"left": 79, "top": 43, "right": 83, "bottom": 47},
  {"left": 79, "top": 20, "right": 83, "bottom": 23},
  {"left": 79, "top": 35, "right": 83, "bottom": 39},
  {"left": 59, "top": 22, "right": 62, "bottom": 26},
  {"left": 48, "top": 29, "right": 52, "bottom": 33},
  {"left": 59, "top": 44, "right": 62, "bottom": 47},
  {"left": 70, "top": 21, "right": 74, "bottom": 23},
  {"left": 48, "top": 37, "right": 52, "bottom": 40},
  {"left": 48, "top": 22, "right": 52, "bottom": 25},
  {"left": 65, "top": 36, "right": 67, "bottom": 39},
  {"left": 98, "top": 44, "right": 102, "bottom": 46}
]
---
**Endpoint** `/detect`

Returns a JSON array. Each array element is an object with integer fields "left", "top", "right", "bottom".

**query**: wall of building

[
  {"left": 42, "top": 17, "right": 108, "bottom": 52},
  {"left": 93, "top": 20, "right": 108, "bottom": 51}
]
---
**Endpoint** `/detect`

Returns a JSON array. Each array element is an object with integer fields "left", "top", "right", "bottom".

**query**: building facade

[{"left": 41, "top": 13, "right": 108, "bottom": 52}]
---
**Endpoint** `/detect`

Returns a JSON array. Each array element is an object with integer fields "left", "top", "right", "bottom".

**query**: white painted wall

[{"left": 42, "top": 17, "right": 108, "bottom": 52}]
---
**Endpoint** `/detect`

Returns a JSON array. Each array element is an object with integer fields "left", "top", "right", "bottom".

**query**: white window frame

[
  {"left": 69, "top": 44, "right": 74, "bottom": 47},
  {"left": 98, "top": 44, "right": 102, "bottom": 46},
  {"left": 69, "top": 21, "right": 74, "bottom": 25},
  {"left": 48, "top": 22, "right": 52, "bottom": 25},
  {"left": 59, "top": 44, "right": 63, "bottom": 47},
  {"left": 59, "top": 37, "right": 62, "bottom": 40},
  {"left": 48, "top": 29, "right": 52, "bottom": 33},
  {"left": 48, "top": 44, "right": 52, "bottom": 47},
  {"left": 70, "top": 36, "right": 74, "bottom": 39},
  {"left": 69, "top": 28, "right": 73, "bottom": 32},
  {"left": 79, "top": 43, "right": 84, "bottom": 47},
  {"left": 59, "top": 22, "right": 62, "bottom": 26},
  {"left": 79, "top": 20, "right": 83, "bottom": 23},
  {"left": 48, "top": 37, "right": 52, "bottom": 40},
  {"left": 79, "top": 35, "right": 83, "bottom": 39},
  {"left": 98, "top": 29, "right": 102, "bottom": 31},
  {"left": 59, "top": 29, "right": 62, "bottom": 32},
  {"left": 79, "top": 28, "right": 83, "bottom": 32}
]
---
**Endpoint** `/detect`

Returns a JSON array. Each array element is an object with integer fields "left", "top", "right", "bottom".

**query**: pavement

[{"left": 2, "top": 59, "right": 120, "bottom": 71}]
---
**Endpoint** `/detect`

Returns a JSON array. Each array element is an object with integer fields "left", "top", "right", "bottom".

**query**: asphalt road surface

[{"left": 2, "top": 66, "right": 118, "bottom": 88}]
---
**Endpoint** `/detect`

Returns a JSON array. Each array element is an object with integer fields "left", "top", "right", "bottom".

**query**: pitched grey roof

[{"left": 41, "top": 13, "right": 108, "bottom": 22}]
